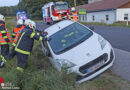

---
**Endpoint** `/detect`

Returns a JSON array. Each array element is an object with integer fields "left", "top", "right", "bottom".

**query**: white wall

[
  {"left": 86, "top": 10, "right": 116, "bottom": 24},
  {"left": 116, "top": 8, "right": 130, "bottom": 21}
]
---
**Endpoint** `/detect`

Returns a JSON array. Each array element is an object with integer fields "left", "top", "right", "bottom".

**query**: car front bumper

[{"left": 68, "top": 47, "right": 115, "bottom": 83}]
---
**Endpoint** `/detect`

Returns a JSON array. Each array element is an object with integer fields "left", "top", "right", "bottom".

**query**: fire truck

[
  {"left": 16, "top": 11, "right": 28, "bottom": 22},
  {"left": 42, "top": 2, "right": 69, "bottom": 24}
]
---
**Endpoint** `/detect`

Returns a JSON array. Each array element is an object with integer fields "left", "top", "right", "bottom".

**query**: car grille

[
  {"left": 79, "top": 53, "right": 108, "bottom": 74},
  {"left": 77, "top": 50, "right": 114, "bottom": 81}
]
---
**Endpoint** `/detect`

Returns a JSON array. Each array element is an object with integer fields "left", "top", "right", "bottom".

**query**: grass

[
  {"left": 0, "top": 17, "right": 130, "bottom": 90},
  {"left": 80, "top": 21, "right": 130, "bottom": 28}
]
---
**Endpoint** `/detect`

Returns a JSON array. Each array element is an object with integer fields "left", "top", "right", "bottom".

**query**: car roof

[{"left": 45, "top": 20, "right": 74, "bottom": 37}]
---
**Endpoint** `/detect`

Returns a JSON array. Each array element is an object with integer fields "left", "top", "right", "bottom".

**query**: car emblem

[{"left": 86, "top": 53, "right": 91, "bottom": 57}]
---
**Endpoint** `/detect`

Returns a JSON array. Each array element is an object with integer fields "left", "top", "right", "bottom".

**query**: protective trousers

[
  {"left": 1, "top": 44, "right": 9, "bottom": 58},
  {"left": 7, "top": 46, "right": 16, "bottom": 59},
  {"left": 16, "top": 52, "right": 28, "bottom": 71}
]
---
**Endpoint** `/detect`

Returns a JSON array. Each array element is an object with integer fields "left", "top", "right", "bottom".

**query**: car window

[
  {"left": 49, "top": 23, "right": 93, "bottom": 54},
  {"left": 55, "top": 4, "right": 68, "bottom": 10},
  {"left": 42, "top": 41, "right": 52, "bottom": 57}
]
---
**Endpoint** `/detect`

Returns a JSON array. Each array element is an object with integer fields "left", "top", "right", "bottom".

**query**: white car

[{"left": 41, "top": 20, "right": 115, "bottom": 83}]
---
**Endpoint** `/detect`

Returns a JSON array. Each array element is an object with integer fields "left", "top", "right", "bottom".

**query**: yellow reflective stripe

[
  {"left": 15, "top": 32, "right": 30, "bottom": 55},
  {"left": 15, "top": 48, "right": 30, "bottom": 55},
  {"left": 16, "top": 67, "right": 24, "bottom": 72},
  {"left": 37, "top": 33, "right": 40, "bottom": 35},
  {"left": 12, "top": 33, "right": 16, "bottom": 36},
  {"left": 39, "top": 36, "right": 43, "bottom": 41},
  {"left": 30, "top": 32, "right": 35, "bottom": 38},
  {"left": 12, "top": 43, "right": 16, "bottom": 46},
  {"left": 3, "top": 36, "right": 8, "bottom": 38},
  {"left": 0, "top": 55, "right": 6, "bottom": 63},
  {"left": 0, "top": 42, "right": 8, "bottom": 45},
  {"left": 16, "top": 32, "right": 25, "bottom": 47},
  {"left": 0, "top": 30, "right": 6, "bottom": 33},
  {"left": 33, "top": 29, "right": 35, "bottom": 32}
]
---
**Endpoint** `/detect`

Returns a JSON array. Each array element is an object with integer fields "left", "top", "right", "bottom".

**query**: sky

[{"left": 0, "top": 0, "right": 19, "bottom": 7}]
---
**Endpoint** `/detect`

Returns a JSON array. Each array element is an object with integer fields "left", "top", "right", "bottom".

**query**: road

[
  {"left": 90, "top": 25, "right": 130, "bottom": 81},
  {"left": 36, "top": 22, "right": 130, "bottom": 81}
]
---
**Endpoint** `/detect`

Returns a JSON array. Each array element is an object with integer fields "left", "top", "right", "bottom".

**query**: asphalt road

[
  {"left": 91, "top": 25, "right": 130, "bottom": 81},
  {"left": 36, "top": 22, "right": 130, "bottom": 81},
  {"left": 91, "top": 25, "right": 130, "bottom": 52}
]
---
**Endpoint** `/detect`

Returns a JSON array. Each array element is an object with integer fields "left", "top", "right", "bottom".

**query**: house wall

[
  {"left": 85, "top": 10, "right": 116, "bottom": 24},
  {"left": 116, "top": 8, "right": 130, "bottom": 21}
]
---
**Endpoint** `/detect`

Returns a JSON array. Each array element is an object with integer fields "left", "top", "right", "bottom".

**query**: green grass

[
  {"left": 80, "top": 21, "right": 130, "bottom": 28},
  {"left": 0, "top": 17, "right": 130, "bottom": 90}
]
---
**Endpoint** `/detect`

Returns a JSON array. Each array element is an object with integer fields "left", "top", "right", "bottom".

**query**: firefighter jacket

[
  {"left": 58, "top": 14, "right": 62, "bottom": 20},
  {"left": 12, "top": 25, "right": 25, "bottom": 46},
  {"left": 0, "top": 21, "right": 12, "bottom": 45},
  {"left": 15, "top": 26, "right": 44, "bottom": 55},
  {"left": 12, "top": 25, "right": 25, "bottom": 39},
  {"left": 70, "top": 11, "right": 78, "bottom": 22}
]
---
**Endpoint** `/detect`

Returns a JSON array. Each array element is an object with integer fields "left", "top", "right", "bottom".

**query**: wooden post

[{"left": 74, "top": 0, "right": 76, "bottom": 7}]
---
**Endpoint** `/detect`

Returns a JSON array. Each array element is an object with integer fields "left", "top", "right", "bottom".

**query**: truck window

[
  {"left": 48, "top": 7, "right": 50, "bottom": 17},
  {"left": 52, "top": 5, "right": 54, "bottom": 12}
]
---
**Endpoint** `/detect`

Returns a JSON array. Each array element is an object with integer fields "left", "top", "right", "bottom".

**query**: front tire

[{"left": 50, "top": 18, "right": 54, "bottom": 25}]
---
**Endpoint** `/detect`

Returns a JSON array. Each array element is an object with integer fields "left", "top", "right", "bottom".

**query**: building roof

[{"left": 76, "top": 0, "right": 130, "bottom": 12}]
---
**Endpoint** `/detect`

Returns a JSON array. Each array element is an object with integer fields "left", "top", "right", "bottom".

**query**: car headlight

[
  {"left": 56, "top": 59, "right": 76, "bottom": 68},
  {"left": 98, "top": 35, "right": 107, "bottom": 49}
]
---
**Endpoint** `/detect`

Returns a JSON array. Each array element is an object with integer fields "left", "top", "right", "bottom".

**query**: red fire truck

[{"left": 42, "top": 2, "right": 69, "bottom": 24}]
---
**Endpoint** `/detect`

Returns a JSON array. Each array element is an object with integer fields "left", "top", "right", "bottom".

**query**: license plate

[{"left": 86, "top": 60, "right": 105, "bottom": 74}]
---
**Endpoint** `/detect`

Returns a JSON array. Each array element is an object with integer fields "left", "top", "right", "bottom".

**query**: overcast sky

[{"left": 0, "top": 0, "right": 19, "bottom": 7}]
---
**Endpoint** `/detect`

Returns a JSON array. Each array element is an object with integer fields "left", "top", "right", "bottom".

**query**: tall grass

[{"left": 80, "top": 21, "right": 130, "bottom": 28}]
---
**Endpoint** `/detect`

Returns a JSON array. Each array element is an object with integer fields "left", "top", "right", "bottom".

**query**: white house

[
  {"left": 88, "top": 0, "right": 103, "bottom": 4},
  {"left": 76, "top": 0, "right": 130, "bottom": 24}
]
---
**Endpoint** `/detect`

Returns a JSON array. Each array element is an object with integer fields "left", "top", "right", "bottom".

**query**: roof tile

[{"left": 76, "top": 0, "right": 130, "bottom": 12}]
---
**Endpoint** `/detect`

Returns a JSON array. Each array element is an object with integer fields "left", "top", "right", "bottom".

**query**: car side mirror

[{"left": 89, "top": 26, "right": 95, "bottom": 31}]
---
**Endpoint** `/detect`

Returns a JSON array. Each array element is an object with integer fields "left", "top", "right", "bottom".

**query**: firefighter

[
  {"left": 0, "top": 14, "right": 12, "bottom": 68},
  {"left": 12, "top": 19, "right": 25, "bottom": 39},
  {"left": 67, "top": 13, "right": 71, "bottom": 20},
  {"left": 58, "top": 13, "right": 62, "bottom": 20},
  {"left": 15, "top": 20, "right": 47, "bottom": 72},
  {"left": 70, "top": 7, "right": 78, "bottom": 22},
  {"left": 7, "top": 19, "right": 25, "bottom": 59}
]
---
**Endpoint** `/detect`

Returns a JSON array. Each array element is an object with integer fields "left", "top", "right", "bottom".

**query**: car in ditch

[{"left": 41, "top": 20, "right": 115, "bottom": 83}]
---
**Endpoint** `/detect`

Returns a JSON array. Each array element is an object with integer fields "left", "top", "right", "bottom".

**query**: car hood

[{"left": 55, "top": 33, "right": 103, "bottom": 65}]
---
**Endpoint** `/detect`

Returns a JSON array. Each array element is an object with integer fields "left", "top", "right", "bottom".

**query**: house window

[
  {"left": 92, "top": 15, "right": 95, "bottom": 21},
  {"left": 86, "top": 15, "right": 87, "bottom": 21},
  {"left": 106, "top": 15, "right": 109, "bottom": 21},
  {"left": 83, "top": 15, "right": 85, "bottom": 21},
  {"left": 124, "top": 14, "right": 128, "bottom": 20}
]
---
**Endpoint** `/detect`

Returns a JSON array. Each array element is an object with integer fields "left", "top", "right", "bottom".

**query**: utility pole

[{"left": 74, "top": 0, "right": 76, "bottom": 7}]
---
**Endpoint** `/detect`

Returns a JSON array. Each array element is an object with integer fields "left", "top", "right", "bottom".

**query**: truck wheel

[
  {"left": 50, "top": 18, "right": 54, "bottom": 25},
  {"left": 46, "top": 22, "right": 50, "bottom": 25}
]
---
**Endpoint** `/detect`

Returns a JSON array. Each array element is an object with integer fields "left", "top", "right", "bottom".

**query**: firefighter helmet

[
  {"left": 71, "top": 7, "right": 75, "bottom": 11},
  {"left": 24, "top": 19, "right": 36, "bottom": 29},
  {"left": 31, "top": 21, "right": 36, "bottom": 29},
  {"left": 24, "top": 19, "right": 32, "bottom": 25},
  {"left": 0, "top": 14, "right": 5, "bottom": 21},
  {"left": 17, "top": 19, "right": 24, "bottom": 25}
]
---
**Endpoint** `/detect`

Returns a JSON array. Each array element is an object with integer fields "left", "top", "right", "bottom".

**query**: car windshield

[
  {"left": 49, "top": 23, "right": 93, "bottom": 54},
  {"left": 55, "top": 4, "right": 68, "bottom": 10}
]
